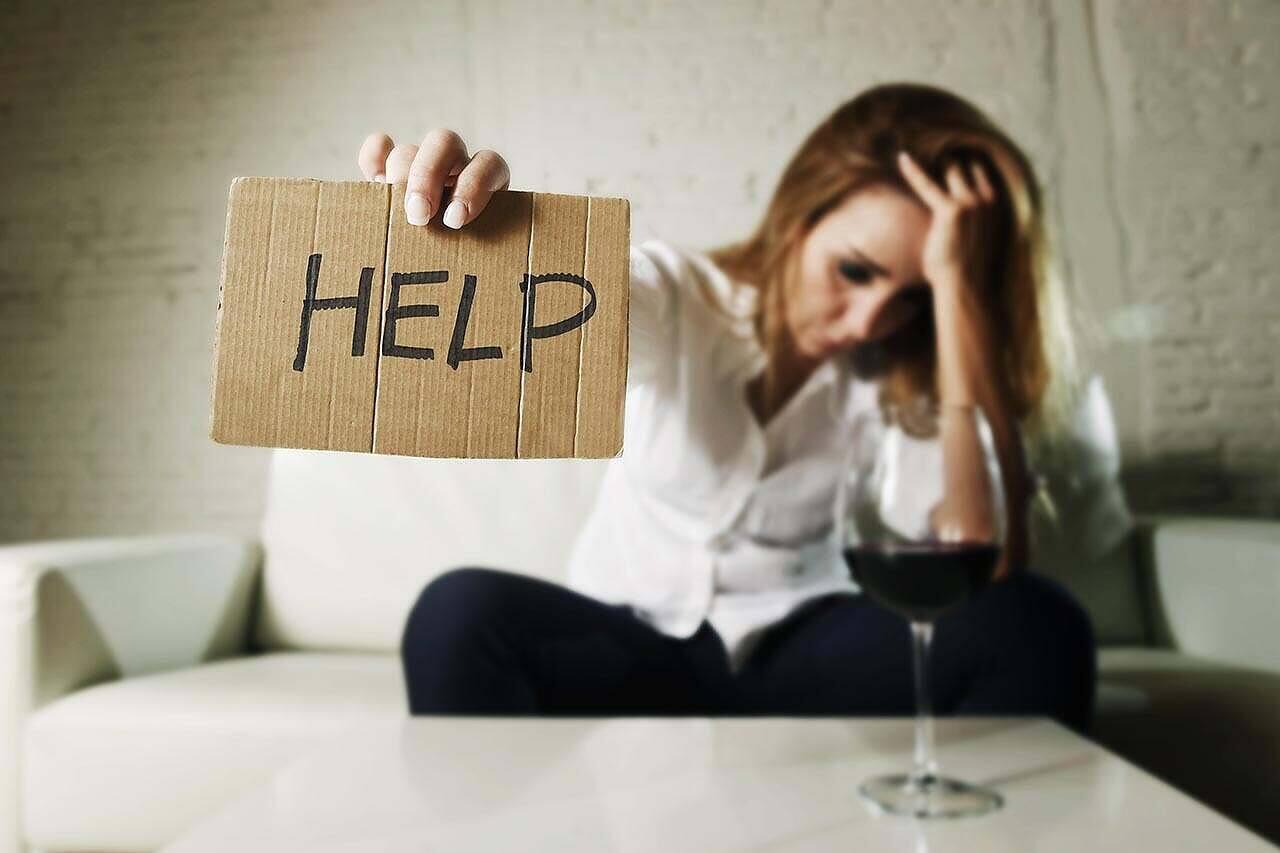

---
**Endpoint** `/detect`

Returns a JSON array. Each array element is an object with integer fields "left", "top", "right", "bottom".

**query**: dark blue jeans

[{"left": 400, "top": 566, "right": 1097, "bottom": 734}]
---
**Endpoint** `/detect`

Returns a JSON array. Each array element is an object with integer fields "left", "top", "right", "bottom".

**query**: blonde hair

[{"left": 704, "top": 82, "right": 1081, "bottom": 455}]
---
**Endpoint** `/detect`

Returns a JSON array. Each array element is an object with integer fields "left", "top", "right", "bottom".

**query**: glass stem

[{"left": 910, "top": 620, "right": 939, "bottom": 786}]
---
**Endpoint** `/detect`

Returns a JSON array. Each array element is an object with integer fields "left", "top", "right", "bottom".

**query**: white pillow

[{"left": 254, "top": 449, "right": 610, "bottom": 652}]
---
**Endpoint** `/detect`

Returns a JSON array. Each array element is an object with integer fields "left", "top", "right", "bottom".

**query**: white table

[{"left": 162, "top": 716, "right": 1275, "bottom": 852}]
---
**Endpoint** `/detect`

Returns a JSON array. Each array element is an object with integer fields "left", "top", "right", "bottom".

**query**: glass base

[{"left": 859, "top": 773, "right": 1004, "bottom": 819}]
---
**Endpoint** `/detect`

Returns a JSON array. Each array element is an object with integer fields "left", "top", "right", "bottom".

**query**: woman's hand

[
  {"left": 894, "top": 150, "right": 997, "bottom": 296},
  {"left": 357, "top": 129, "right": 512, "bottom": 229}
]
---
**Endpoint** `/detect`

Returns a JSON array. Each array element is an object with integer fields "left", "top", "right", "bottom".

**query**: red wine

[{"left": 843, "top": 542, "right": 999, "bottom": 622}]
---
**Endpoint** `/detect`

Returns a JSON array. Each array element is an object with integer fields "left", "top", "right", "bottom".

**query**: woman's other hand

[{"left": 357, "top": 129, "right": 511, "bottom": 229}]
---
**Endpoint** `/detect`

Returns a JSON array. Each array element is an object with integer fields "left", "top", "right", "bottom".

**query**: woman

[{"left": 359, "top": 82, "right": 1098, "bottom": 733}]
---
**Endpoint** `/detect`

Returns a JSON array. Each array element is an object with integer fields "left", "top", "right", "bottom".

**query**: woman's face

[{"left": 786, "top": 183, "right": 933, "bottom": 361}]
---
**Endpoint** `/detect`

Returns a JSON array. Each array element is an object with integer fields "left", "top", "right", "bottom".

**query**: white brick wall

[
  {"left": 1101, "top": 0, "right": 1280, "bottom": 514},
  {"left": 1, "top": 0, "right": 1276, "bottom": 542}
]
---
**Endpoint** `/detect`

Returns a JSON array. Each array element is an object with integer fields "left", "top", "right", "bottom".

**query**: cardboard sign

[{"left": 210, "top": 177, "right": 629, "bottom": 458}]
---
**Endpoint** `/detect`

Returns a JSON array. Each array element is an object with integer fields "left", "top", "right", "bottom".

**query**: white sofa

[{"left": 4, "top": 428, "right": 1279, "bottom": 851}]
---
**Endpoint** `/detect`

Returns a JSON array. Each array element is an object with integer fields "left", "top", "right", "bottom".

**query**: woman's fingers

[
  {"left": 970, "top": 161, "right": 996, "bottom": 203},
  {"left": 357, "top": 132, "right": 395, "bottom": 181},
  {"left": 404, "top": 128, "right": 470, "bottom": 226},
  {"left": 440, "top": 149, "right": 512, "bottom": 229},
  {"left": 945, "top": 162, "right": 978, "bottom": 205},
  {"left": 384, "top": 142, "right": 419, "bottom": 185},
  {"left": 355, "top": 128, "right": 511, "bottom": 228},
  {"left": 896, "top": 150, "right": 950, "bottom": 211}
]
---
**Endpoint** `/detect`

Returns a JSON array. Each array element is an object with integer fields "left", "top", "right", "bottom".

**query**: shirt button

[{"left": 709, "top": 532, "right": 731, "bottom": 551}]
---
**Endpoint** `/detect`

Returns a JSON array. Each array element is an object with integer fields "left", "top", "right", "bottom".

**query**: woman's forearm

[{"left": 931, "top": 274, "right": 1030, "bottom": 579}]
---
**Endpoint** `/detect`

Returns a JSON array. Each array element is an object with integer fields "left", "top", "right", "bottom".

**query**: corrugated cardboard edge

[
  {"left": 208, "top": 176, "right": 245, "bottom": 445},
  {"left": 614, "top": 197, "right": 631, "bottom": 459}
]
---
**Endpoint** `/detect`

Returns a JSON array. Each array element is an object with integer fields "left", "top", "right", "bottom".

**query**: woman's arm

[
  {"left": 896, "top": 150, "right": 1031, "bottom": 580},
  {"left": 932, "top": 279, "right": 1031, "bottom": 580}
]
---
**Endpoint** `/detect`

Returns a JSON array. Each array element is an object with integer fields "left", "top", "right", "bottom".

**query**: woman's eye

[{"left": 839, "top": 262, "right": 872, "bottom": 284}]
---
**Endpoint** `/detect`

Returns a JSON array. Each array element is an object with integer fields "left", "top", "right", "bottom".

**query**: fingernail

[
  {"left": 442, "top": 198, "right": 467, "bottom": 229},
  {"left": 405, "top": 192, "right": 431, "bottom": 225},
  {"left": 373, "top": 173, "right": 385, "bottom": 183}
]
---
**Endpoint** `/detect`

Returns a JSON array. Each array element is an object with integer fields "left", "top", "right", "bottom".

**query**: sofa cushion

[
  {"left": 22, "top": 652, "right": 404, "bottom": 853},
  {"left": 256, "top": 448, "right": 611, "bottom": 652},
  {"left": 1035, "top": 526, "right": 1146, "bottom": 647},
  {"left": 1146, "top": 518, "right": 1280, "bottom": 674}
]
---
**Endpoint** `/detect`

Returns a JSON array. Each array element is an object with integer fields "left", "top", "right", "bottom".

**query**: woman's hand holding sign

[{"left": 357, "top": 129, "right": 511, "bottom": 229}]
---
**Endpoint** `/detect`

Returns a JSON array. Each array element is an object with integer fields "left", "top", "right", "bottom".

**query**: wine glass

[{"left": 834, "top": 396, "right": 1007, "bottom": 818}]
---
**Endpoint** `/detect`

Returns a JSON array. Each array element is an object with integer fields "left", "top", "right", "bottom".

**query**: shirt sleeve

[
  {"left": 627, "top": 241, "right": 677, "bottom": 388},
  {"left": 1028, "top": 375, "right": 1135, "bottom": 562}
]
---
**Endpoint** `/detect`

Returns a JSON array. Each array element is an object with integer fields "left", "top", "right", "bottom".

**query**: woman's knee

[
  {"left": 400, "top": 566, "right": 513, "bottom": 658},
  {"left": 1028, "top": 573, "right": 1098, "bottom": 728},
  {"left": 964, "top": 569, "right": 1088, "bottom": 632},
  {"left": 930, "top": 571, "right": 1095, "bottom": 723},
  {"left": 1008, "top": 572, "right": 1096, "bottom": 663},
  {"left": 944, "top": 572, "right": 1097, "bottom": 678},
  {"left": 400, "top": 566, "right": 538, "bottom": 713},
  {"left": 964, "top": 571, "right": 1097, "bottom": 729}
]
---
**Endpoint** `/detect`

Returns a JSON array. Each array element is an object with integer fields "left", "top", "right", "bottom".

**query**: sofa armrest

[
  {"left": 1135, "top": 515, "right": 1280, "bottom": 674},
  {"left": 0, "top": 533, "right": 261, "bottom": 853},
  {"left": 0, "top": 533, "right": 263, "bottom": 705}
]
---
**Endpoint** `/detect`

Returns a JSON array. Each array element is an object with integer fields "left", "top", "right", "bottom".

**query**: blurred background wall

[{"left": 0, "top": 0, "right": 1276, "bottom": 542}]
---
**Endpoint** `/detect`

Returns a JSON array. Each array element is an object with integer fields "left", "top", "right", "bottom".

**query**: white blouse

[
  {"left": 564, "top": 238, "right": 1135, "bottom": 673},
  {"left": 564, "top": 239, "right": 876, "bottom": 671}
]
